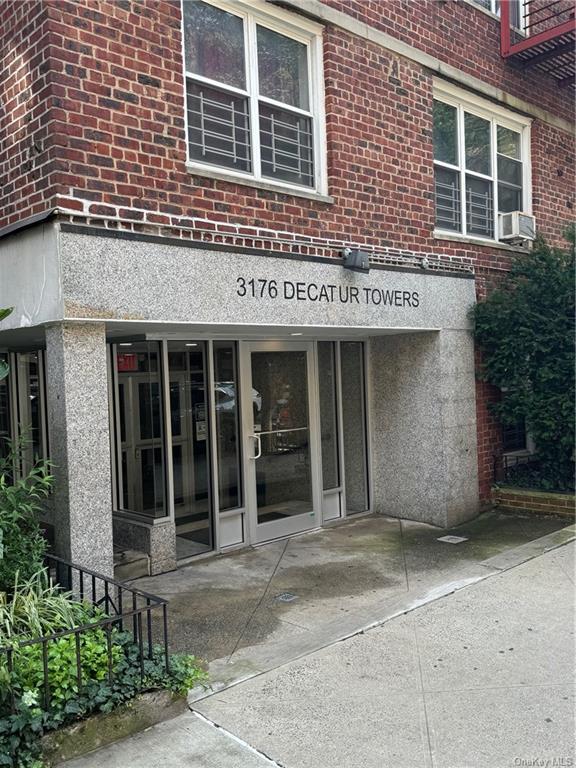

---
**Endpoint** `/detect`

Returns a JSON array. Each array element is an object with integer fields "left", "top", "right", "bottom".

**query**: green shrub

[
  {"left": 0, "top": 628, "right": 207, "bottom": 767},
  {"left": 0, "top": 569, "right": 207, "bottom": 767},
  {"left": 473, "top": 227, "right": 576, "bottom": 492},
  {"left": 0, "top": 440, "right": 52, "bottom": 594},
  {"left": 0, "top": 571, "right": 93, "bottom": 643},
  {"left": 10, "top": 630, "right": 123, "bottom": 713},
  {"left": 0, "top": 424, "right": 207, "bottom": 766},
  {"left": 500, "top": 459, "right": 573, "bottom": 493}
]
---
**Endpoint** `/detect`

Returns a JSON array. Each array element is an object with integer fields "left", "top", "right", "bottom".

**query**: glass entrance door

[
  {"left": 167, "top": 342, "right": 213, "bottom": 558},
  {"left": 243, "top": 342, "right": 319, "bottom": 543}
]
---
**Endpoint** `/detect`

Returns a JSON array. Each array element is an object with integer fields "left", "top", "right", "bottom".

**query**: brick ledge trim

[
  {"left": 58, "top": 222, "right": 477, "bottom": 281},
  {"left": 494, "top": 487, "right": 575, "bottom": 501},
  {"left": 53, "top": 198, "right": 476, "bottom": 276},
  {"left": 493, "top": 486, "right": 575, "bottom": 518}
]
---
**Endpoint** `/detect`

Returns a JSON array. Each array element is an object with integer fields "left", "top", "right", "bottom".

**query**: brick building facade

[{"left": 1, "top": 0, "right": 574, "bottom": 577}]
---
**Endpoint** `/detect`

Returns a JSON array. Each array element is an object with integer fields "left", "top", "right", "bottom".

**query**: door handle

[{"left": 250, "top": 434, "right": 262, "bottom": 460}]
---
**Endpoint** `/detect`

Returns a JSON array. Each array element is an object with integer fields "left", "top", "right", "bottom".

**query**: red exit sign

[{"left": 117, "top": 353, "right": 138, "bottom": 372}]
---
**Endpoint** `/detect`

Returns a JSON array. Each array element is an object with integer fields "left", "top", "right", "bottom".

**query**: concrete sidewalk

[
  {"left": 130, "top": 512, "right": 572, "bottom": 696},
  {"left": 63, "top": 535, "right": 575, "bottom": 768}
]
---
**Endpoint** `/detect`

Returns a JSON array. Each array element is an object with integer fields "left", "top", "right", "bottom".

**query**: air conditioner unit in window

[{"left": 498, "top": 211, "right": 536, "bottom": 243}]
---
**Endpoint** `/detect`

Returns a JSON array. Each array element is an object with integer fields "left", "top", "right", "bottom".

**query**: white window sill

[
  {"left": 433, "top": 231, "right": 530, "bottom": 253},
  {"left": 502, "top": 449, "right": 534, "bottom": 458},
  {"left": 185, "top": 162, "right": 334, "bottom": 204}
]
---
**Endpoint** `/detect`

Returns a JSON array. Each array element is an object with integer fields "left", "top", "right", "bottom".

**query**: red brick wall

[
  {"left": 473, "top": 266, "right": 505, "bottom": 502},
  {"left": 0, "top": 0, "right": 59, "bottom": 225},
  {"left": 1, "top": 0, "right": 572, "bottom": 245},
  {"left": 493, "top": 487, "right": 575, "bottom": 518},
  {"left": 532, "top": 121, "right": 576, "bottom": 247},
  {"left": 519, "top": 0, "right": 575, "bottom": 40},
  {"left": 324, "top": 0, "right": 574, "bottom": 124},
  {"left": 0, "top": 0, "right": 574, "bottom": 502}
]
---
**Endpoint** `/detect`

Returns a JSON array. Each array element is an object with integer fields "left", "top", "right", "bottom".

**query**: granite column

[{"left": 45, "top": 322, "right": 114, "bottom": 575}]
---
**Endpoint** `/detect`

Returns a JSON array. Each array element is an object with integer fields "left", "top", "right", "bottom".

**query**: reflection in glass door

[
  {"left": 318, "top": 341, "right": 342, "bottom": 521},
  {"left": 167, "top": 342, "right": 213, "bottom": 558},
  {"left": 0, "top": 353, "right": 11, "bottom": 463},
  {"left": 15, "top": 352, "right": 47, "bottom": 475},
  {"left": 213, "top": 342, "right": 242, "bottom": 512},
  {"left": 113, "top": 342, "right": 166, "bottom": 519},
  {"left": 244, "top": 343, "right": 318, "bottom": 543}
]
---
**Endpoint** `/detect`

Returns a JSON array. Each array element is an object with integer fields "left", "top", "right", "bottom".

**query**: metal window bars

[
  {"left": 187, "top": 81, "right": 251, "bottom": 171},
  {"left": 259, "top": 104, "right": 314, "bottom": 186},
  {"left": 502, "top": 418, "right": 528, "bottom": 452},
  {"left": 466, "top": 182, "right": 494, "bottom": 237},
  {"left": 0, "top": 554, "right": 169, "bottom": 716},
  {"left": 185, "top": 77, "right": 316, "bottom": 187},
  {"left": 434, "top": 175, "right": 462, "bottom": 231}
]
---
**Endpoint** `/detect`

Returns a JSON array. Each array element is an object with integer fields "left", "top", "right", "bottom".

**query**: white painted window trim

[
  {"left": 464, "top": 0, "right": 526, "bottom": 34},
  {"left": 180, "top": 0, "right": 328, "bottom": 196},
  {"left": 433, "top": 81, "right": 532, "bottom": 243}
]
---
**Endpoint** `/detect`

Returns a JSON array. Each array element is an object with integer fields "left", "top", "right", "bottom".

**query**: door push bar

[{"left": 250, "top": 433, "right": 262, "bottom": 460}]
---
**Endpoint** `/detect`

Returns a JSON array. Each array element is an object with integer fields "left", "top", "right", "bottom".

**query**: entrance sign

[
  {"left": 61, "top": 232, "right": 476, "bottom": 332},
  {"left": 236, "top": 277, "right": 420, "bottom": 307}
]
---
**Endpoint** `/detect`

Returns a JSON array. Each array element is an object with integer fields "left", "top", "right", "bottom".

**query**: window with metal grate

[
  {"left": 433, "top": 85, "right": 530, "bottom": 242},
  {"left": 181, "top": 0, "right": 326, "bottom": 194}
]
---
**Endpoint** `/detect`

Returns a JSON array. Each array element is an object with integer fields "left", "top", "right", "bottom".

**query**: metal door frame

[{"left": 239, "top": 340, "right": 322, "bottom": 545}]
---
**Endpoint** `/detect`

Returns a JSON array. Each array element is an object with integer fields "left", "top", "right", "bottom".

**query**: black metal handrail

[
  {"left": 494, "top": 451, "right": 540, "bottom": 485},
  {"left": 0, "top": 554, "right": 169, "bottom": 715}
]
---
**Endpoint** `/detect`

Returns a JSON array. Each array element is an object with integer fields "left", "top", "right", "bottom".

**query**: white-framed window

[
  {"left": 469, "top": 0, "right": 524, "bottom": 30},
  {"left": 181, "top": 0, "right": 327, "bottom": 194},
  {"left": 433, "top": 83, "right": 531, "bottom": 242}
]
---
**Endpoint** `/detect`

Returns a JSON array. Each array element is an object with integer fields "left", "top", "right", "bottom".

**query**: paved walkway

[
  {"left": 63, "top": 530, "right": 575, "bottom": 768},
  {"left": 133, "top": 512, "right": 571, "bottom": 693}
]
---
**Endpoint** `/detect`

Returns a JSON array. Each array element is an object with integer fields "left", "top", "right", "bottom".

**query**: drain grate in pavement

[
  {"left": 275, "top": 592, "right": 298, "bottom": 603},
  {"left": 437, "top": 535, "right": 469, "bottom": 544}
]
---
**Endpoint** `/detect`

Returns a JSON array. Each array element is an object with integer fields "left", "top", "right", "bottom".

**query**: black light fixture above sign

[{"left": 342, "top": 248, "right": 370, "bottom": 273}]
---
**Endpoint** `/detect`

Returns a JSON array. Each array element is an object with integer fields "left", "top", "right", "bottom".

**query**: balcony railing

[{"left": 501, "top": 0, "right": 576, "bottom": 88}]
